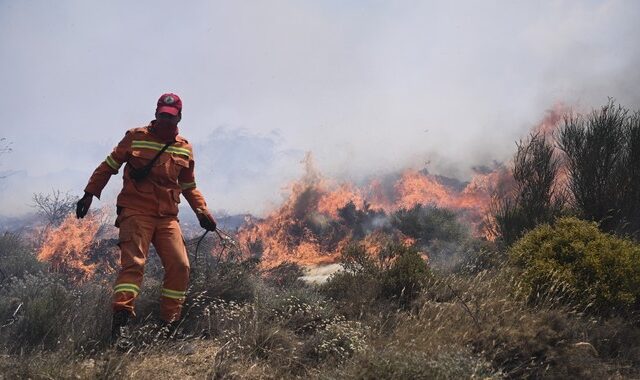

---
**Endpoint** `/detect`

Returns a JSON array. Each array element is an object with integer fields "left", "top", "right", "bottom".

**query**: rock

[{"left": 573, "top": 342, "right": 598, "bottom": 357}]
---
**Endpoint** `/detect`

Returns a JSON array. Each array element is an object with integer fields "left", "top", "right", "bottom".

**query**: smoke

[{"left": 0, "top": 1, "right": 639, "bottom": 216}]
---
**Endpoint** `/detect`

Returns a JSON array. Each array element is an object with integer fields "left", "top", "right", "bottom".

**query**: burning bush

[
  {"left": 36, "top": 214, "right": 101, "bottom": 283},
  {"left": 238, "top": 153, "right": 503, "bottom": 270},
  {"left": 510, "top": 217, "right": 640, "bottom": 313}
]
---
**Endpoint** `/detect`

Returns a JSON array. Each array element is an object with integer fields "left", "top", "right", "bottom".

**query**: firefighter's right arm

[{"left": 84, "top": 131, "right": 132, "bottom": 199}]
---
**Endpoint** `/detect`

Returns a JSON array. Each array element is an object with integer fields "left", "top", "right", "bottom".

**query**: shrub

[
  {"left": 391, "top": 205, "right": 467, "bottom": 245},
  {"left": 190, "top": 259, "right": 259, "bottom": 304},
  {"left": 0, "top": 273, "right": 112, "bottom": 352},
  {"left": 339, "top": 242, "right": 380, "bottom": 274},
  {"left": 558, "top": 101, "right": 640, "bottom": 236},
  {"left": 380, "top": 244, "right": 430, "bottom": 308},
  {"left": 0, "top": 232, "right": 44, "bottom": 280},
  {"left": 262, "top": 261, "right": 305, "bottom": 288},
  {"left": 260, "top": 289, "right": 336, "bottom": 336},
  {"left": 320, "top": 270, "right": 382, "bottom": 318},
  {"left": 492, "top": 133, "right": 564, "bottom": 245},
  {"left": 302, "top": 316, "right": 367, "bottom": 363},
  {"left": 509, "top": 217, "right": 640, "bottom": 313},
  {"left": 322, "top": 243, "right": 430, "bottom": 311}
]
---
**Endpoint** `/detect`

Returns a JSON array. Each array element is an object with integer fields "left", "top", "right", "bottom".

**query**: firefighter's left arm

[{"left": 178, "top": 157, "right": 209, "bottom": 214}]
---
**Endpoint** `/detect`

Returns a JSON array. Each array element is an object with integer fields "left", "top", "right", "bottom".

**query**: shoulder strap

[
  {"left": 130, "top": 141, "right": 173, "bottom": 181},
  {"left": 147, "top": 141, "right": 173, "bottom": 167}
]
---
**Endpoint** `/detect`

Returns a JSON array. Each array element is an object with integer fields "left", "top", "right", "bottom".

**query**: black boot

[{"left": 110, "top": 310, "right": 130, "bottom": 345}]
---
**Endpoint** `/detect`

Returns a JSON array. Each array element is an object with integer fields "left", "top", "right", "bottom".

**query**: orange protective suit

[{"left": 84, "top": 123, "right": 211, "bottom": 322}]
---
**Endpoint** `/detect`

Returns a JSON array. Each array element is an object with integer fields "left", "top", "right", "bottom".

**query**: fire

[
  {"left": 238, "top": 163, "right": 351, "bottom": 269},
  {"left": 37, "top": 213, "right": 102, "bottom": 282},
  {"left": 318, "top": 183, "right": 364, "bottom": 218},
  {"left": 238, "top": 154, "right": 504, "bottom": 269},
  {"left": 533, "top": 103, "right": 570, "bottom": 136},
  {"left": 368, "top": 169, "right": 495, "bottom": 213}
]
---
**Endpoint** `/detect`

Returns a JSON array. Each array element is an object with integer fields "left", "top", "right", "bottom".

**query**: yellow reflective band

[
  {"left": 114, "top": 283, "right": 140, "bottom": 296},
  {"left": 114, "top": 284, "right": 140, "bottom": 292},
  {"left": 131, "top": 140, "right": 191, "bottom": 158},
  {"left": 180, "top": 181, "right": 196, "bottom": 190},
  {"left": 132, "top": 140, "right": 164, "bottom": 148},
  {"left": 161, "top": 288, "right": 186, "bottom": 299},
  {"left": 166, "top": 147, "right": 191, "bottom": 157},
  {"left": 105, "top": 155, "right": 121, "bottom": 171}
]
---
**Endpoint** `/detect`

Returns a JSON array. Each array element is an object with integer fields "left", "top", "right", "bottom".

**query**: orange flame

[
  {"left": 238, "top": 154, "right": 506, "bottom": 268},
  {"left": 37, "top": 214, "right": 101, "bottom": 282}
]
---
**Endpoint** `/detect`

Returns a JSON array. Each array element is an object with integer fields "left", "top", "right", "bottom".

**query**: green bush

[
  {"left": 322, "top": 243, "right": 430, "bottom": 310},
  {"left": 259, "top": 289, "right": 336, "bottom": 336},
  {"left": 190, "top": 259, "right": 259, "bottom": 303},
  {"left": 0, "top": 232, "right": 44, "bottom": 280},
  {"left": 0, "top": 273, "right": 112, "bottom": 352},
  {"left": 380, "top": 244, "right": 430, "bottom": 308},
  {"left": 509, "top": 217, "right": 640, "bottom": 313},
  {"left": 391, "top": 205, "right": 467, "bottom": 245}
]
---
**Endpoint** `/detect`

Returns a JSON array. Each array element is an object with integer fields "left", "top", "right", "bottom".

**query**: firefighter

[{"left": 76, "top": 93, "right": 217, "bottom": 341}]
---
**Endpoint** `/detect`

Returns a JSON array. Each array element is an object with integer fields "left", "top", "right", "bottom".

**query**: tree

[{"left": 32, "top": 190, "right": 77, "bottom": 227}]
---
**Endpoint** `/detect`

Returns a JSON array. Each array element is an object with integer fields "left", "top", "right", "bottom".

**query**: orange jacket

[{"left": 84, "top": 123, "right": 209, "bottom": 218}]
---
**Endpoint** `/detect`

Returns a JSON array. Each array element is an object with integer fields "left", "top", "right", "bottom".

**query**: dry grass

[{"left": 2, "top": 232, "right": 640, "bottom": 379}]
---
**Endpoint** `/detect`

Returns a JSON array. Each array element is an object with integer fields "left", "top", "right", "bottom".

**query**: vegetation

[
  {"left": 510, "top": 217, "right": 640, "bottom": 313},
  {"left": 492, "top": 101, "right": 640, "bottom": 244},
  {"left": 32, "top": 190, "right": 77, "bottom": 227},
  {"left": 491, "top": 133, "right": 564, "bottom": 245},
  {"left": 2, "top": 233, "right": 639, "bottom": 378},
  {"left": 558, "top": 101, "right": 640, "bottom": 237}
]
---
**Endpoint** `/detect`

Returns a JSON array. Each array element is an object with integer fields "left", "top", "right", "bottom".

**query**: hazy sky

[{"left": 1, "top": 1, "right": 639, "bottom": 216}]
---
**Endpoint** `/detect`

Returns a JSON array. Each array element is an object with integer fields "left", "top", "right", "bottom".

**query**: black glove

[
  {"left": 76, "top": 192, "right": 93, "bottom": 219},
  {"left": 197, "top": 209, "right": 217, "bottom": 231}
]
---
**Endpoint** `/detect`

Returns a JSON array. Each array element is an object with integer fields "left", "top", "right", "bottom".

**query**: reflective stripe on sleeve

[
  {"left": 161, "top": 288, "right": 186, "bottom": 300},
  {"left": 105, "top": 155, "right": 122, "bottom": 171},
  {"left": 179, "top": 181, "right": 196, "bottom": 190},
  {"left": 114, "top": 283, "right": 140, "bottom": 296}
]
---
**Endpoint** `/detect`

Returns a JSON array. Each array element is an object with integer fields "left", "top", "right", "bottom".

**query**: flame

[
  {"left": 533, "top": 103, "right": 570, "bottom": 136},
  {"left": 37, "top": 214, "right": 101, "bottom": 282},
  {"left": 238, "top": 153, "right": 506, "bottom": 268}
]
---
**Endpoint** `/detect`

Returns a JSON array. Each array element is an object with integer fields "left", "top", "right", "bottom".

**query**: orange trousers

[{"left": 113, "top": 210, "right": 190, "bottom": 322}]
